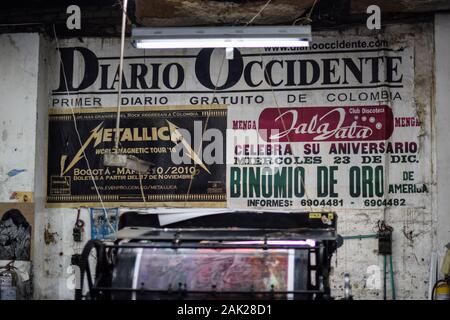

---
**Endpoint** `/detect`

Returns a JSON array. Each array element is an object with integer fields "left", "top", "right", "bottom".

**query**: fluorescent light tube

[
  {"left": 132, "top": 26, "right": 311, "bottom": 49},
  {"left": 134, "top": 39, "right": 310, "bottom": 49}
]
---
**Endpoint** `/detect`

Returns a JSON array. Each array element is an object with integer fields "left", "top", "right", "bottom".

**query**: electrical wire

[
  {"left": 183, "top": 52, "right": 227, "bottom": 207},
  {"left": 133, "top": 155, "right": 147, "bottom": 203},
  {"left": 115, "top": 0, "right": 133, "bottom": 25},
  {"left": 183, "top": 0, "right": 270, "bottom": 207},
  {"left": 113, "top": 0, "right": 314, "bottom": 213},
  {"left": 431, "top": 279, "right": 448, "bottom": 300},
  {"left": 293, "top": 0, "right": 318, "bottom": 25},
  {"left": 114, "top": 0, "right": 148, "bottom": 204},
  {"left": 246, "top": 0, "right": 315, "bottom": 212},
  {"left": 244, "top": 0, "right": 272, "bottom": 26},
  {"left": 114, "top": 0, "right": 128, "bottom": 151},
  {"left": 377, "top": 220, "right": 395, "bottom": 300},
  {"left": 182, "top": 0, "right": 313, "bottom": 210},
  {"left": 389, "top": 254, "right": 396, "bottom": 300},
  {"left": 257, "top": 50, "right": 315, "bottom": 213},
  {"left": 52, "top": 24, "right": 115, "bottom": 234},
  {"left": 377, "top": 220, "right": 393, "bottom": 233}
]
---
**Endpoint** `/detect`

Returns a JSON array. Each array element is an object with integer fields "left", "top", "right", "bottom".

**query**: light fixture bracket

[{"left": 131, "top": 25, "right": 311, "bottom": 49}]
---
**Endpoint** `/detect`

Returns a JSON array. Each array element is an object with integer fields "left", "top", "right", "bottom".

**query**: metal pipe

[
  {"left": 102, "top": 243, "right": 322, "bottom": 250},
  {"left": 342, "top": 233, "right": 397, "bottom": 301},
  {"left": 92, "top": 287, "right": 323, "bottom": 295},
  {"left": 389, "top": 254, "right": 396, "bottom": 300},
  {"left": 342, "top": 234, "right": 378, "bottom": 240}
]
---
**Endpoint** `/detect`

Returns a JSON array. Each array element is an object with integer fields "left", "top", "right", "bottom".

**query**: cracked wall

[
  {"left": 321, "top": 22, "right": 437, "bottom": 300},
  {"left": 1, "top": 17, "right": 449, "bottom": 300}
]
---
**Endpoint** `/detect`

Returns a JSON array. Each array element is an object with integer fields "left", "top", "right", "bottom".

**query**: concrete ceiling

[
  {"left": 350, "top": 0, "right": 450, "bottom": 13},
  {"left": 134, "top": 0, "right": 317, "bottom": 26},
  {"left": 0, "top": 0, "right": 449, "bottom": 36},
  {"left": 134, "top": 0, "right": 450, "bottom": 27}
]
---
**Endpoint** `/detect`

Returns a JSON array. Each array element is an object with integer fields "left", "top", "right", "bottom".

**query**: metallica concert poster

[{"left": 47, "top": 106, "right": 227, "bottom": 207}]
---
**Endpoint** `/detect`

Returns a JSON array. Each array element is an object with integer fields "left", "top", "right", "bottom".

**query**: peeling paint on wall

[{"left": 43, "top": 223, "right": 58, "bottom": 245}]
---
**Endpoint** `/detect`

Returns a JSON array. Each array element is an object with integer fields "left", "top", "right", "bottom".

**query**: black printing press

[{"left": 77, "top": 211, "right": 342, "bottom": 300}]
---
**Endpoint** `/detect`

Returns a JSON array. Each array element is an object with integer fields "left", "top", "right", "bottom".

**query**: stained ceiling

[
  {"left": 134, "top": 0, "right": 450, "bottom": 26},
  {"left": 350, "top": 0, "right": 450, "bottom": 13},
  {"left": 0, "top": 0, "right": 449, "bottom": 36},
  {"left": 134, "top": 0, "right": 316, "bottom": 26}
]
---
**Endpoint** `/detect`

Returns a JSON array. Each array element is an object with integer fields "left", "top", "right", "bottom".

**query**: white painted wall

[
  {"left": 0, "top": 34, "right": 39, "bottom": 200},
  {"left": 33, "top": 35, "right": 86, "bottom": 300},
  {"left": 0, "top": 33, "right": 85, "bottom": 300},
  {"left": 0, "top": 33, "right": 40, "bottom": 282},
  {"left": 434, "top": 13, "right": 450, "bottom": 270},
  {"left": 329, "top": 22, "right": 436, "bottom": 300}
]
